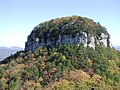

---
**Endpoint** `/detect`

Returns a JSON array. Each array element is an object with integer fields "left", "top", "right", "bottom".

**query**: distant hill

[
  {"left": 0, "top": 46, "right": 23, "bottom": 61},
  {"left": 114, "top": 46, "right": 120, "bottom": 51}
]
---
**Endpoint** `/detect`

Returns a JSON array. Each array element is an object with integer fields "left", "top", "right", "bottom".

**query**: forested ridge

[{"left": 1, "top": 44, "right": 120, "bottom": 89}]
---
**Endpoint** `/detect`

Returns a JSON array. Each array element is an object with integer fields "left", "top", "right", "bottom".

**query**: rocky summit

[{"left": 25, "top": 16, "right": 110, "bottom": 52}]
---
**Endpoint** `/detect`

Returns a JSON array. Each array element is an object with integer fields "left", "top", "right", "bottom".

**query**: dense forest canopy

[
  {"left": 1, "top": 44, "right": 120, "bottom": 89},
  {"left": 31, "top": 15, "right": 109, "bottom": 38}
]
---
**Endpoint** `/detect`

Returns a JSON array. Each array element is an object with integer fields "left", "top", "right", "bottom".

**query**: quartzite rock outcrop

[{"left": 25, "top": 16, "right": 110, "bottom": 52}]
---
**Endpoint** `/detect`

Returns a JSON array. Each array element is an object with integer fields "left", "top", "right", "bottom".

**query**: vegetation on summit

[
  {"left": 27, "top": 16, "right": 109, "bottom": 45},
  {"left": 32, "top": 16, "right": 109, "bottom": 37}
]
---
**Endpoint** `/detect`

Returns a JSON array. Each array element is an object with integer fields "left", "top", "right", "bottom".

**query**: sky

[{"left": 0, "top": 0, "right": 120, "bottom": 48}]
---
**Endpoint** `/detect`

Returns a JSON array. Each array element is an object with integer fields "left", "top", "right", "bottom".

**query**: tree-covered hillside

[
  {"left": 0, "top": 44, "right": 120, "bottom": 90},
  {"left": 32, "top": 15, "right": 109, "bottom": 36}
]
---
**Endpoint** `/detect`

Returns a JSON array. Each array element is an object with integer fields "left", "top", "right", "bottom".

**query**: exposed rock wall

[
  {"left": 25, "top": 31, "right": 110, "bottom": 52},
  {"left": 25, "top": 16, "right": 111, "bottom": 52}
]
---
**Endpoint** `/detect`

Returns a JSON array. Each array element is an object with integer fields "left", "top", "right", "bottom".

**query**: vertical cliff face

[
  {"left": 25, "top": 32, "right": 110, "bottom": 52},
  {"left": 25, "top": 16, "right": 110, "bottom": 52}
]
